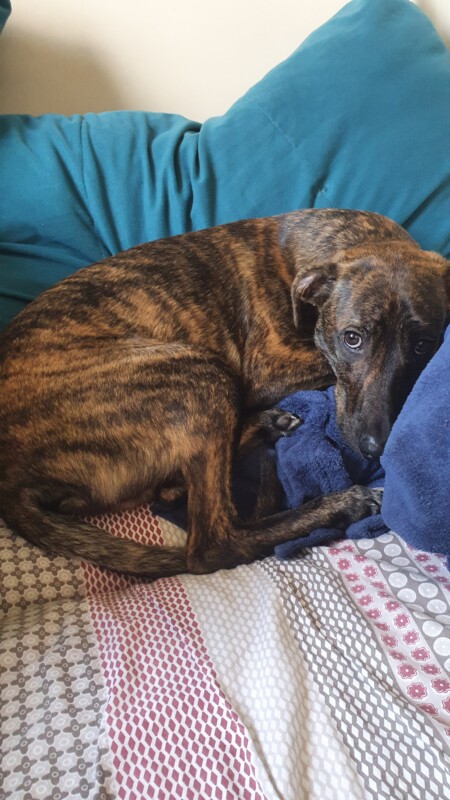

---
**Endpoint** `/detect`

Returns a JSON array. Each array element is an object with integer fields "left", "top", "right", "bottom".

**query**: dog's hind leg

[{"left": 0, "top": 340, "right": 242, "bottom": 577}]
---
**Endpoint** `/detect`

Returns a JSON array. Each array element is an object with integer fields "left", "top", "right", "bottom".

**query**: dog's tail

[{"left": 2, "top": 489, "right": 188, "bottom": 579}]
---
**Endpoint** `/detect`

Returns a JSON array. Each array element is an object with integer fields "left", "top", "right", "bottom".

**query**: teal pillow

[
  {"left": 1, "top": 0, "right": 450, "bottom": 328},
  {"left": 0, "top": 1, "right": 10, "bottom": 33}
]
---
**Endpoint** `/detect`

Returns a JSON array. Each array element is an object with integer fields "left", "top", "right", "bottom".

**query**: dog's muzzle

[{"left": 359, "top": 434, "right": 384, "bottom": 461}]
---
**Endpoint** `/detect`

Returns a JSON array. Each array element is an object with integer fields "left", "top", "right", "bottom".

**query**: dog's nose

[{"left": 359, "top": 434, "right": 383, "bottom": 461}]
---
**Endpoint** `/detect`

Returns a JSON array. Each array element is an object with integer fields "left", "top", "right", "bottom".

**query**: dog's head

[{"left": 291, "top": 240, "right": 450, "bottom": 459}]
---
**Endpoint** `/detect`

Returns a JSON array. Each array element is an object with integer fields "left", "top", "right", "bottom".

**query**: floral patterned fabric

[{"left": 1, "top": 507, "right": 450, "bottom": 799}]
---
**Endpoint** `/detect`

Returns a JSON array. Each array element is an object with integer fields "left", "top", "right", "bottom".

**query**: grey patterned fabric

[
  {"left": 0, "top": 531, "right": 117, "bottom": 800},
  {"left": 1, "top": 512, "right": 450, "bottom": 799}
]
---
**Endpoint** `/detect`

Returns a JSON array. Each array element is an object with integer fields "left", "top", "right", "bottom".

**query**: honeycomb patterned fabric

[{"left": 1, "top": 506, "right": 450, "bottom": 800}]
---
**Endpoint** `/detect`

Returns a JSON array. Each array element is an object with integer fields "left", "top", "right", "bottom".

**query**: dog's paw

[
  {"left": 344, "top": 485, "right": 383, "bottom": 520},
  {"left": 259, "top": 408, "right": 303, "bottom": 444},
  {"left": 239, "top": 408, "right": 303, "bottom": 454},
  {"left": 366, "top": 486, "right": 384, "bottom": 515}
]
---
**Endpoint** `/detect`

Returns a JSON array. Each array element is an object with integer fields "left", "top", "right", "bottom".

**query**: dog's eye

[
  {"left": 343, "top": 330, "right": 363, "bottom": 350},
  {"left": 414, "top": 338, "right": 434, "bottom": 356}
]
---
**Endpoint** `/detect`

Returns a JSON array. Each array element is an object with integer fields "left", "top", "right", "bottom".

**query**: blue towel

[
  {"left": 274, "top": 387, "right": 386, "bottom": 559},
  {"left": 381, "top": 325, "right": 450, "bottom": 565}
]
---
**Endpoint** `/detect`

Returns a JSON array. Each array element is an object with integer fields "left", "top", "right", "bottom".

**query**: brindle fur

[{"left": 0, "top": 209, "right": 448, "bottom": 577}]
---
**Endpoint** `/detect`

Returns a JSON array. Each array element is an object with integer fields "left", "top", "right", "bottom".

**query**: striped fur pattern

[{"left": 0, "top": 209, "right": 448, "bottom": 576}]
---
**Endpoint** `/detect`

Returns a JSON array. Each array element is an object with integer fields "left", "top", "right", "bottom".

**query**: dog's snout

[{"left": 359, "top": 434, "right": 383, "bottom": 461}]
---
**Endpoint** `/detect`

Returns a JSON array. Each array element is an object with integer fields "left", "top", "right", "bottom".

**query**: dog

[{"left": 0, "top": 209, "right": 448, "bottom": 577}]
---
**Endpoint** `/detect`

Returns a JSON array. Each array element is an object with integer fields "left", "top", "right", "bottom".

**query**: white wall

[{"left": 0, "top": 0, "right": 448, "bottom": 121}]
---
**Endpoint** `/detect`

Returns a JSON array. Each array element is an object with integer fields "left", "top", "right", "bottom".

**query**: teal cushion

[
  {"left": 1, "top": 0, "right": 450, "bottom": 328},
  {"left": 0, "top": 1, "right": 10, "bottom": 33}
]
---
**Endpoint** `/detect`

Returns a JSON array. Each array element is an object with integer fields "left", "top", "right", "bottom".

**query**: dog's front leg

[{"left": 193, "top": 486, "right": 383, "bottom": 573}]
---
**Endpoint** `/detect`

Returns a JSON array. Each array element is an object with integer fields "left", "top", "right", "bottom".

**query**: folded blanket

[{"left": 273, "top": 387, "right": 387, "bottom": 559}]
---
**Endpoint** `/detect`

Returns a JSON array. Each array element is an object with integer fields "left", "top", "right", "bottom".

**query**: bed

[
  {"left": 2, "top": 510, "right": 450, "bottom": 798},
  {"left": 1, "top": 0, "right": 450, "bottom": 797}
]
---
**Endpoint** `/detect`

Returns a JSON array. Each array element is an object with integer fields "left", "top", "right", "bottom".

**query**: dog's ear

[{"left": 291, "top": 263, "right": 337, "bottom": 330}]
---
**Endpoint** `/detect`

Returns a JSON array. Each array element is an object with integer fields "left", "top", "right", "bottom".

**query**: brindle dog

[{"left": 0, "top": 209, "right": 448, "bottom": 577}]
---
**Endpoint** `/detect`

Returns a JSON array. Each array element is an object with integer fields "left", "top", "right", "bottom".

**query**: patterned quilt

[{"left": 1, "top": 507, "right": 450, "bottom": 800}]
